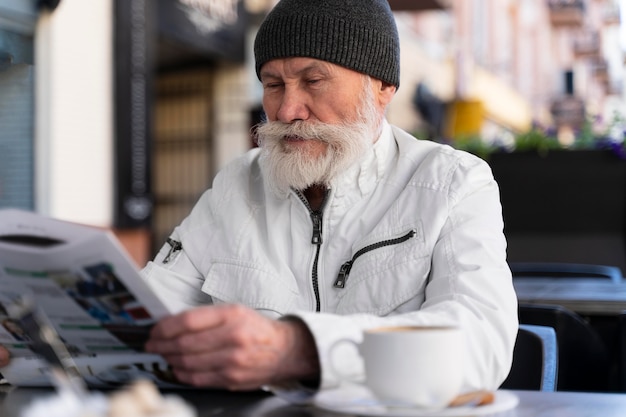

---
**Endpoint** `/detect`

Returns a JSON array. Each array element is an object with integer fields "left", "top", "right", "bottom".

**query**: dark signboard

[
  {"left": 113, "top": 0, "right": 156, "bottom": 228},
  {"left": 157, "top": 0, "right": 247, "bottom": 62}
]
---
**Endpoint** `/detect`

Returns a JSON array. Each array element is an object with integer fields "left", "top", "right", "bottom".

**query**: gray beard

[{"left": 256, "top": 85, "right": 380, "bottom": 197}]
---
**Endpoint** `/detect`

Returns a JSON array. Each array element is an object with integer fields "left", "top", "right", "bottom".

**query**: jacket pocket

[
  {"left": 202, "top": 260, "right": 299, "bottom": 316},
  {"left": 335, "top": 226, "right": 431, "bottom": 315}
]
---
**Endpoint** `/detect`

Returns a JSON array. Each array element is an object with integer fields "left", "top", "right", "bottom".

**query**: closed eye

[
  {"left": 306, "top": 78, "right": 324, "bottom": 87},
  {"left": 263, "top": 82, "right": 284, "bottom": 90}
]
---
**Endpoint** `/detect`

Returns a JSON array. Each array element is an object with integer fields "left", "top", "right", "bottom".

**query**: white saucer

[{"left": 314, "top": 384, "right": 519, "bottom": 417}]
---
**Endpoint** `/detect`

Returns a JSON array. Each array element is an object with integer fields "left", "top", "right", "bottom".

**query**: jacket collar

[{"left": 331, "top": 119, "right": 395, "bottom": 199}]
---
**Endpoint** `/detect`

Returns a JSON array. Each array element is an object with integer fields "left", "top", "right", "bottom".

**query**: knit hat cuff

[{"left": 255, "top": 13, "right": 400, "bottom": 88}]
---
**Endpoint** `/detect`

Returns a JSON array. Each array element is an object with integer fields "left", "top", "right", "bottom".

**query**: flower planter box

[{"left": 487, "top": 150, "right": 626, "bottom": 273}]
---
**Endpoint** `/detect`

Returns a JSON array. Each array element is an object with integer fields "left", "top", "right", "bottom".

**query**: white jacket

[{"left": 141, "top": 121, "right": 518, "bottom": 394}]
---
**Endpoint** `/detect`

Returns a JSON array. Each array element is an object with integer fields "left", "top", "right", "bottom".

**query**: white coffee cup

[{"left": 330, "top": 325, "right": 466, "bottom": 409}]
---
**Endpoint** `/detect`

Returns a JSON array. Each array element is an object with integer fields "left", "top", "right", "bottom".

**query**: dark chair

[
  {"left": 518, "top": 303, "right": 611, "bottom": 392},
  {"left": 501, "top": 324, "right": 558, "bottom": 391},
  {"left": 620, "top": 314, "right": 626, "bottom": 392},
  {"left": 589, "top": 312, "right": 626, "bottom": 392},
  {"left": 510, "top": 262, "right": 623, "bottom": 283}
]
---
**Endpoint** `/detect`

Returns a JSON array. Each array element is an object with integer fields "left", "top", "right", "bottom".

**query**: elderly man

[{"left": 0, "top": 0, "right": 517, "bottom": 400}]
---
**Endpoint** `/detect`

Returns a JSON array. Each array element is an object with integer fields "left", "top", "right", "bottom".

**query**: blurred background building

[{"left": 0, "top": 0, "right": 624, "bottom": 265}]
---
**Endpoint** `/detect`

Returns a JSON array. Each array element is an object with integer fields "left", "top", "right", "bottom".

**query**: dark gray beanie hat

[{"left": 254, "top": 0, "right": 400, "bottom": 88}]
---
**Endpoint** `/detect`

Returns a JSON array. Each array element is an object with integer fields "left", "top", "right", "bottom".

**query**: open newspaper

[{"left": 0, "top": 209, "right": 186, "bottom": 388}]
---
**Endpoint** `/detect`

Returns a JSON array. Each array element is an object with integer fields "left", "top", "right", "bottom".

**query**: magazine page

[
  {"left": 0, "top": 353, "right": 190, "bottom": 389},
  {"left": 0, "top": 209, "right": 180, "bottom": 387}
]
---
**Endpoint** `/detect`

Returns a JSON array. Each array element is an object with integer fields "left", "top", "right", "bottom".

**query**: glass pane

[{"left": 0, "top": 26, "right": 34, "bottom": 209}]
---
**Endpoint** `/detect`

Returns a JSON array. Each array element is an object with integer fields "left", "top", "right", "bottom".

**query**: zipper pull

[
  {"left": 334, "top": 260, "right": 353, "bottom": 288},
  {"left": 163, "top": 238, "right": 182, "bottom": 264},
  {"left": 310, "top": 212, "right": 323, "bottom": 245}
]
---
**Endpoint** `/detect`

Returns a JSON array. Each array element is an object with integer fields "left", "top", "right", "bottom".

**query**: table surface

[
  {"left": 2, "top": 387, "right": 626, "bottom": 417},
  {"left": 513, "top": 277, "right": 626, "bottom": 314}
]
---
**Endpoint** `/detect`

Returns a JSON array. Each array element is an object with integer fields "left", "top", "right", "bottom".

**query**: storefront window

[{"left": 0, "top": 2, "right": 36, "bottom": 209}]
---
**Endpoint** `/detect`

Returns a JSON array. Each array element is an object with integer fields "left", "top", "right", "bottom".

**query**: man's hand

[
  {"left": 0, "top": 345, "right": 9, "bottom": 367},
  {"left": 144, "top": 304, "right": 320, "bottom": 390}
]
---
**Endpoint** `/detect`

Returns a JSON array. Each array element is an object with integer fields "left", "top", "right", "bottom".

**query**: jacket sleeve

[
  {"left": 139, "top": 192, "right": 214, "bottom": 315},
  {"left": 291, "top": 153, "right": 518, "bottom": 395}
]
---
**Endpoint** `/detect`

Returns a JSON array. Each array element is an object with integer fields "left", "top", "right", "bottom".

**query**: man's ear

[{"left": 377, "top": 81, "right": 397, "bottom": 107}]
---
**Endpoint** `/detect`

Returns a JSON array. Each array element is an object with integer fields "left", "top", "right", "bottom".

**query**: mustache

[{"left": 255, "top": 120, "right": 350, "bottom": 146}]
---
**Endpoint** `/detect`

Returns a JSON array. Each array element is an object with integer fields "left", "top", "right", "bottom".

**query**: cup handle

[{"left": 328, "top": 338, "right": 363, "bottom": 384}]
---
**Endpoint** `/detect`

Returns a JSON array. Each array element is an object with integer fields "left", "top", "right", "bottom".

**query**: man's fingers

[
  {"left": 149, "top": 305, "right": 233, "bottom": 339},
  {"left": 173, "top": 369, "right": 264, "bottom": 391},
  {"left": 162, "top": 342, "right": 278, "bottom": 372},
  {"left": 146, "top": 325, "right": 224, "bottom": 355},
  {"left": 146, "top": 304, "right": 251, "bottom": 353},
  {"left": 165, "top": 350, "right": 270, "bottom": 390},
  {"left": 145, "top": 305, "right": 320, "bottom": 390}
]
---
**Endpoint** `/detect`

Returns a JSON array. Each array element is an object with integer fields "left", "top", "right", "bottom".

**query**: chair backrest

[
  {"left": 500, "top": 324, "right": 558, "bottom": 391},
  {"left": 616, "top": 313, "right": 626, "bottom": 392},
  {"left": 510, "top": 262, "right": 623, "bottom": 283},
  {"left": 518, "top": 303, "right": 611, "bottom": 392}
]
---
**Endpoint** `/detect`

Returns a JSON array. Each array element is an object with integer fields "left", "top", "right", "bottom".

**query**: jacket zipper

[
  {"left": 163, "top": 238, "right": 182, "bottom": 264},
  {"left": 333, "top": 229, "right": 417, "bottom": 289},
  {"left": 295, "top": 189, "right": 330, "bottom": 312}
]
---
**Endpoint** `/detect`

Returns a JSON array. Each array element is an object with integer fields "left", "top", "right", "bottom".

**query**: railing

[
  {"left": 603, "top": 3, "right": 622, "bottom": 25},
  {"left": 573, "top": 32, "right": 600, "bottom": 58},
  {"left": 550, "top": 96, "right": 585, "bottom": 129},
  {"left": 547, "top": 0, "right": 585, "bottom": 27},
  {"left": 591, "top": 58, "right": 609, "bottom": 83},
  {"left": 547, "top": 0, "right": 585, "bottom": 9}
]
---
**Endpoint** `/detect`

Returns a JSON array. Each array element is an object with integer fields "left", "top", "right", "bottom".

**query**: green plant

[
  {"left": 449, "top": 134, "right": 496, "bottom": 160},
  {"left": 513, "top": 129, "right": 562, "bottom": 156},
  {"left": 412, "top": 111, "right": 626, "bottom": 160}
]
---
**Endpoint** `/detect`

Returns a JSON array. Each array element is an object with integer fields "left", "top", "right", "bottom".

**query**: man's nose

[{"left": 276, "top": 89, "right": 309, "bottom": 123}]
